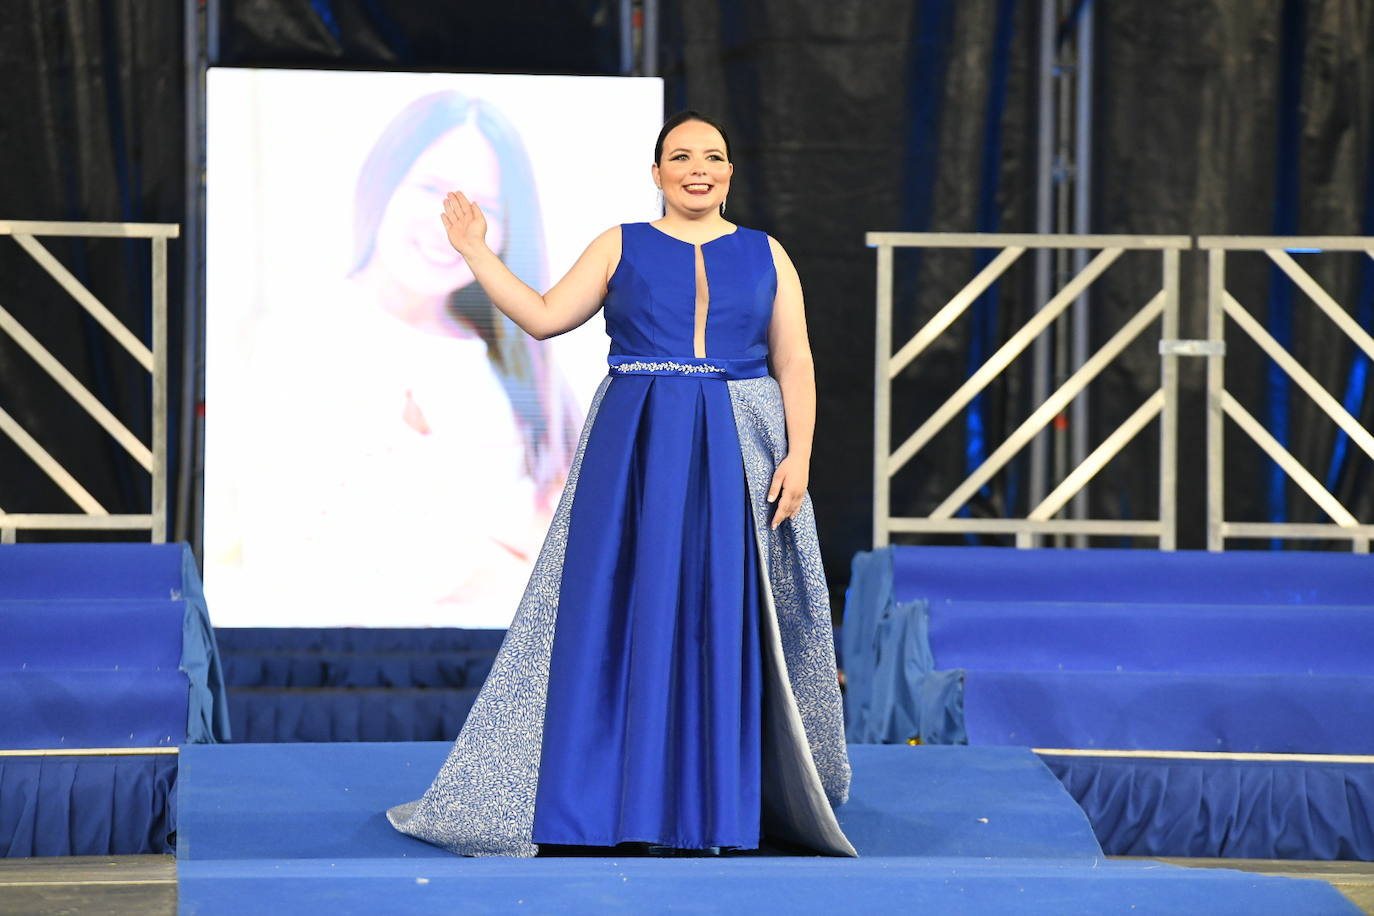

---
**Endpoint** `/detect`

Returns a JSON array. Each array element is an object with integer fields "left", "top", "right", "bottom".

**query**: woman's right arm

[{"left": 442, "top": 191, "right": 618, "bottom": 340}]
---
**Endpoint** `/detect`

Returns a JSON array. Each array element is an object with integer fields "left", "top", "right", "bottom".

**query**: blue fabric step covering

[
  {"left": 0, "top": 543, "right": 231, "bottom": 745},
  {"left": 964, "top": 669, "right": 1374, "bottom": 754},
  {"left": 840, "top": 546, "right": 1374, "bottom": 861},
  {"left": 890, "top": 545, "right": 1374, "bottom": 606}
]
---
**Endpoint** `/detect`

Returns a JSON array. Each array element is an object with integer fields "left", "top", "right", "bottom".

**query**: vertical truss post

[
  {"left": 152, "top": 237, "right": 169, "bottom": 543},
  {"left": 874, "top": 243, "right": 894, "bottom": 548},
  {"left": 1206, "top": 249, "right": 1226, "bottom": 551},
  {"left": 1158, "top": 247, "right": 1180, "bottom": 550}
]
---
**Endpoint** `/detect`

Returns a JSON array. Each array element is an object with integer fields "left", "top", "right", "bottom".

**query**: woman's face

[
  {"left": 653, "top": 120, "right": 733, "bottom": 218},
  {"left": 373, "top": 122, "right": 506, "bottom": 296}
]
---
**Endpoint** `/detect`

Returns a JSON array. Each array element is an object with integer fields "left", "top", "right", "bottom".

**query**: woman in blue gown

[{"left": 387, "top": 111, "right": 854, "bottom": 857}]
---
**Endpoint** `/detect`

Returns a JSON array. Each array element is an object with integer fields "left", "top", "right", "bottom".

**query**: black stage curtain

[
  {"left": 3, "top": 2, "right": 1372, "bottom": 596},
  {"left": 215, "top": 0, "right": 619, "bottom": 73}
]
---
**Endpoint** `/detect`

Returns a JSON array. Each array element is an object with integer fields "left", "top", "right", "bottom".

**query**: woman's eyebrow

[{"left": 667, "top": 147, "right": 725, "bottom": 156}]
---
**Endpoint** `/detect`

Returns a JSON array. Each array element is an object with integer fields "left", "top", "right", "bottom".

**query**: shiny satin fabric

[{"left": 532, "top": 375, "right": 764, "bottom": 849}]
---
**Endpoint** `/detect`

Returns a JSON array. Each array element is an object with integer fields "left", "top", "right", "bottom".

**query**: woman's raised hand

[{"left": 440, "top": 191, "right": 488, "bottom": 256}]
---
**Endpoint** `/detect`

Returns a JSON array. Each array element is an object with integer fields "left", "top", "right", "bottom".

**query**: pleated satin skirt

[{"left": 530, "top": 374, "right": 764, "bottom": 850}]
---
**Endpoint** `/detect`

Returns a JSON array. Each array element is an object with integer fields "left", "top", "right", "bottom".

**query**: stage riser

[
  {"left": 0, "top": 544, "right": 188, "bottom": 599},
  {"left": 891, "top": 546, "right": 1374, "bottom": 606},
  {"left": 930, "top": 601, "right": 1374, "bottom": 675},
  {"left": 842, "top": 545, "right": 1374, "bottom": 862},
  {"left": 0, "top": 600, "right": 186, "bottom": 669},
  {"left": 964, "top": 669, "right": 1374, "bottom": 755}
]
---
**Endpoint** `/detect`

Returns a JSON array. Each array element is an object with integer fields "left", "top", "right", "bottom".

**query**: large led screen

[{"left": 205, "top": 69, "right": 664, "bottom": 627}]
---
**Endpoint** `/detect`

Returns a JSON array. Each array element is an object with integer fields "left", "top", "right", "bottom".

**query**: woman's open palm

[{"left": 440, "top": 191, "right": 487, "bottom": 255}]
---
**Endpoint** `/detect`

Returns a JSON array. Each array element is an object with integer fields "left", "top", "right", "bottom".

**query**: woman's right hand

[{"left": 440, "top": 191, "right": 488, "bottom": 257}]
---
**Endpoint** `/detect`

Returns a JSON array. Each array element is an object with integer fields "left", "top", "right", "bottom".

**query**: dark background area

[{"left": 2, "top": 1, "right": 1372, "bottom": 612}]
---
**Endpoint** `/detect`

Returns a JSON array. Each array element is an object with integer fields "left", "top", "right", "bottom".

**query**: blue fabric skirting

[
  {"left": 1043, "top": 754, "right": 1374, "bottom": 860},
  {"left": 228, "top": 688, "right": 480, "bottom": 742},
  {"left": 221, "top": 650, "right": 495, "bottom": 690},
  {"left": 214, "top": 628, "right": 507, "bottom": 654},
  {"left": 0, "top": 754, "right": 177, "bottom": 856}
]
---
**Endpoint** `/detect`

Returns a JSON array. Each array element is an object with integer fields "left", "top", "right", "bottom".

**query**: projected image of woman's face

[{"left": 374, "top": 122, "right": 507, "bottom": 297}]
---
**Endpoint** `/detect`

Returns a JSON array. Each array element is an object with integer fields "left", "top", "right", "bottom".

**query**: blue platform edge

[{"left": 172, "top": 742, "right": 1360, "bottom": 915}]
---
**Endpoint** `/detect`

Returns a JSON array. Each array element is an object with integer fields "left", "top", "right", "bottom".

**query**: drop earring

[
  {"left": 656, "top": 185, "right": 664, "bottom": 215},
  {"left": 720, "top": 198, "right": 727, "bottom": 216}
]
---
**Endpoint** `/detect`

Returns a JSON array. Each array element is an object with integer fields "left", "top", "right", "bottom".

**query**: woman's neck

[{"left": 652, "top": 211, "right": 735, "bottom": 243}]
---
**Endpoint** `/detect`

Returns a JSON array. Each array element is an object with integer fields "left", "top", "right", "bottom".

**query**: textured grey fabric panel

[
  {"left": 388, "top": 372, "right": 852, "bottom": 857},
  {"left": 727, "top": 375, "right": 853, "bottom": 807},
  {"left": 386, "top": 375, "right": 612, "bottom": 857},
  {"left": 756, "top": 563, "right": 858, "bottom": 857}
]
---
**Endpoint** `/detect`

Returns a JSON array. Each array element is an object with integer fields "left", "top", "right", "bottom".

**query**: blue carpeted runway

[{"left": 175, "top": 742, "right": 1359, "bottom": 913}]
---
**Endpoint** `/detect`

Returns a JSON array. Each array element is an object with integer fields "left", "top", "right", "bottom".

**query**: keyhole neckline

[{"left": 644, "top": 221, "right": 740, "bottom": 247}]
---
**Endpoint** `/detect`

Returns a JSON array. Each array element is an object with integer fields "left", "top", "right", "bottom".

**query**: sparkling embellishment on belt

[{"left": 613, "top": 360, "right": 728, "bottom": 374}]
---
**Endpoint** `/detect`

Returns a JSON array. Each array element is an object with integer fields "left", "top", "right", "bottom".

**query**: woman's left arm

[{"left": 765, "top": 235, "right": 816, "bottom": 530}]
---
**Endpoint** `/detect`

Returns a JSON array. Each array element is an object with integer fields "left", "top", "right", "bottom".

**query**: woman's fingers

[{"left": 769, "top": 478, "right": 804, "bottom": 529}]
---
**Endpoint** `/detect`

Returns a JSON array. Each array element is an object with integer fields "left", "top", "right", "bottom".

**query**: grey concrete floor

[{"left": 0, "top": 855, "right": 175, "bottom": 916}]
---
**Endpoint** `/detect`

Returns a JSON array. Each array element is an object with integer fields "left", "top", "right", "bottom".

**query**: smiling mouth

[{"left": 684, "top": 184, "right": 713, "bottom": 194}]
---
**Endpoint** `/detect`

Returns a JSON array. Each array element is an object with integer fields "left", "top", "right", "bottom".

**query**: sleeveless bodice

[{"left": 603, "top": 222, "right": 777, "bottom": 363}]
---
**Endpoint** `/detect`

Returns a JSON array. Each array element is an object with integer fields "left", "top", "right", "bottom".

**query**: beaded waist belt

[{"left": 608, "top": 355, "right": 768, "bottom": 380}]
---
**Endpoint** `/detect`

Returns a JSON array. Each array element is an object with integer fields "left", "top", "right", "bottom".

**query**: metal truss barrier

[
  {"left": 0, "top": 220, "right": 179, "bottom": 543},
  {"left": 1201, "top": 236, "right": 1374, "bottom": 553},
  {"left": 871, "top": 232, "right": 1374, "bottom": 553}
]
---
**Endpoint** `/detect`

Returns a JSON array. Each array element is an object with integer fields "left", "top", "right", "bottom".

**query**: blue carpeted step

[
  {"left": 227, "top": 688, "right": 481, "bottom": 742},
  {"left": 962, "top": 669, "right": 1374, "bottom": 753},
  {"left": 893, "top": 545, "right": 1374, "bottom": 606},
  {"left": 0, "top": 544, "right": 187, "bottom": 599},
  {"left": 0, "top": 670, "right": 189, "bottom": 749},
  {"left": 220, "top": 650, "right": 495, "bottom": 689},
  {"left": 929, "top": 601, "right": 1374, "bottom": 676},
  {"left": 0, "top": 599, "right": 186, "bottom": 670}
]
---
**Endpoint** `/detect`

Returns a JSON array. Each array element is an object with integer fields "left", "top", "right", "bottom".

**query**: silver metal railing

[
  {"left": 870, "top": 232, "right": 1190, "bottom": 550},
  {"left": 1200, "top": 236, "right": 1374, "bottom": 553},
  {"left": 873, "top": 232, "right": 1374, "bottom": 553},
  {"left": 0, "top": 220, "right": 179, "bottom": 543}
]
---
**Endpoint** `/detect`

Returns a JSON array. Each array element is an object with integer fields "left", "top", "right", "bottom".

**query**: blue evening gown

[{"left": 387, "top": 222, "right": 854, "bottom": 857}]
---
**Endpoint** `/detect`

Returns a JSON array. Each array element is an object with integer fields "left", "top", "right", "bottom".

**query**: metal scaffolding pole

[
  {"left": 1034, "top": 0, "right": 1094, "bottom": 546},
  {"left": 1070, "top": 1, "right": 1095, "bottom": 540},
  {"left": 1031, "top": 0, "right": 1056, "bottom": 530}
]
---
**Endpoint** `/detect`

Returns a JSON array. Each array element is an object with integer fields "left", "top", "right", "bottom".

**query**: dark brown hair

[{"left": 653, "top": 109, "right": 732, "bottom": 164}]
